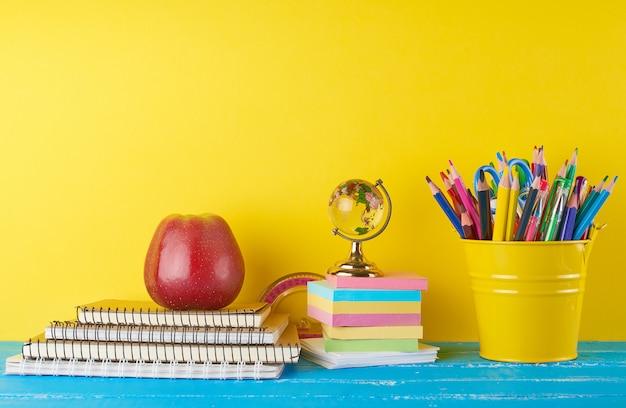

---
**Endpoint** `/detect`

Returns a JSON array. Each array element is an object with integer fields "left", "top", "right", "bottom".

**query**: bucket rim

[{"left": 459, "top": 239, "right": 591, "bottom": 247}]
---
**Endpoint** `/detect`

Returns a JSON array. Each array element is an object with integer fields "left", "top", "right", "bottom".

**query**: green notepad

[{"left": 323, "top": 337, "right": 420, "bottom": 352}]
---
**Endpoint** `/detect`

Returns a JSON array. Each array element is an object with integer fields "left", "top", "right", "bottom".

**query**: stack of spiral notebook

[{"left": 5, "top": 299, "right": 301, "bottom": 380}]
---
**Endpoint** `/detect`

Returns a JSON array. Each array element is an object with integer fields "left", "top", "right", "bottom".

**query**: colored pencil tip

[{"left": 426, "top": 176, "right": 432, "bottom": 183}]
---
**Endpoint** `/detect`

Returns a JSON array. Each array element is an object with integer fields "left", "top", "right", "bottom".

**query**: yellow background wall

[{"left": 1, "top": 1, "right": 625, "bottom": 341}]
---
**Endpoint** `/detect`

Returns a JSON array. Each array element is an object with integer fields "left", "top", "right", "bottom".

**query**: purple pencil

[{"left": 559, "top": 184, "right": 579, "bottom": 240}]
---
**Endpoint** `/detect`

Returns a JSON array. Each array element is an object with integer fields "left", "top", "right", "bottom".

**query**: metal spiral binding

[{"left": 77, "top": 304, "right": 262, "bottom": 327}]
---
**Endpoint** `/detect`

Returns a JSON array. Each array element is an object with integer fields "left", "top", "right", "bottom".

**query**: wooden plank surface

[{"left": 1, "top": 341, "right": 625, "bottom": 407}]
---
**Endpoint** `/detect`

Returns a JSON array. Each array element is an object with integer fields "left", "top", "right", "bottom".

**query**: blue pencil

[
  {"left": 575, "top": 175, "right": 607, "bottom": 230},
  {"left": 573, "top": 176, "right": 617, "bottom": 240},
  {"left": 426, "top": 176, "right": 465, "bottom": 238}
]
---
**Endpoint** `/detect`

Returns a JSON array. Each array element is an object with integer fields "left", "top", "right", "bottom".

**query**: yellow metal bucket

[{"left": 461, "top": 232, "right": 598, "bottom": 363}]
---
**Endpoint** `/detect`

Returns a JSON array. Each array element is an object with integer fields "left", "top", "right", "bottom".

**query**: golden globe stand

[{"left": 327, "top": 179, "right": 392, "bottom": 278}]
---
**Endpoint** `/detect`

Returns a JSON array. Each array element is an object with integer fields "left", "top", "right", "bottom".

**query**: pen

[
  {"left": 426, "top": 176, "right": 465, "bottom": 238},
  {"left": 477, "top": 169, "right": 493, "bottom": 240},
  {"left": 540, "top": 177, "right": 572, "bottom": 241},
  {"left": 574, "top": 176, "right": 588, "bottom": 205},
  {"left": 573, "top": 176, "right": 618, "bottom": 240},
  {"left": 449, "top": 160, "right": 483, "bottom": 239},
  {"left": 537, "top": 164, "right": 568, "bottom": 240},
  {"left": 514, "top": 176, "right": 541, "bottom": 241},
  {"left": 504, "top": 169, "right": 520, "bottom": 241}
]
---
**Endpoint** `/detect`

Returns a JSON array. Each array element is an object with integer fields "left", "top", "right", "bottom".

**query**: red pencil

[
  {"left": 449, "top": 160, "right": 482, "bottom": 239},
  {"left": 440, "top": 171, "right": 464, "bottom": 215}
]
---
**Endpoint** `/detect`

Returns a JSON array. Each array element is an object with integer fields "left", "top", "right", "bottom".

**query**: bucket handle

[{"left": 585, "top": 223, "right": 606, "bottom": 263}]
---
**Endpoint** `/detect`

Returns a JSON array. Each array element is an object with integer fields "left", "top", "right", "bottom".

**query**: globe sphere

[{"left": 328, "top": 179, "right": 387, "bottom": 240}]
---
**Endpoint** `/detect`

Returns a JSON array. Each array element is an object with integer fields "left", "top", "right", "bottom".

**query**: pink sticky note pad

[{"left": 325, "top": 271, "right": 428, "bottom": 290}]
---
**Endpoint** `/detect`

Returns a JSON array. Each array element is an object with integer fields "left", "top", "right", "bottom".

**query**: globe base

[
  {"left": 327, "top": 263, "right": 383, "bottom": 278},
  {"left": 327, "top": 241, "right": 384, "bottom": 278}
]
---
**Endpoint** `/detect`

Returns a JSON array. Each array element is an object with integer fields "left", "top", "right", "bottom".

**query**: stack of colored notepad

[
  {"left": 301, "top": 271, "right": 439, "bottom": 369},
  {"left": 5, "top": 299, "right": 301, "bottom": 380}
]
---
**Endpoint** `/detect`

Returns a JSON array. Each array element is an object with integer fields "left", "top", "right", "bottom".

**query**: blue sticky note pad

[{"left": 307, "top": 280, "right": 422, "bottom": 302}]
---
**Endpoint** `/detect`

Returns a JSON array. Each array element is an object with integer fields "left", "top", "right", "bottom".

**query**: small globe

[{"left": 328, "top": 179, "right": 388, "bottom": 241}]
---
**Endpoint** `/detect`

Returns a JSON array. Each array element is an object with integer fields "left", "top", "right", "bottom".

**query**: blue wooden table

[{"left": 1, "top": 341, "right": 625, "bottom": 407}]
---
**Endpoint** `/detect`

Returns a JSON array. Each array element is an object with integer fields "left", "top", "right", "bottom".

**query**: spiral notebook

[
  {"left": 5, "top": 354, "right": 285, "bottom": 380},
  {"left": 46, "top": 313, "right": 290, "bottom": 345},
  {"left": 75, "top": 299, "right": 271, "bottom": 328},
  {"left": 22, "top": 323, "right": 301, "bottom": 364}
]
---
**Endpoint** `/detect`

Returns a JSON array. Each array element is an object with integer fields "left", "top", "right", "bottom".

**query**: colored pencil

[
  {"left": 449, "top": 160, "right": 482, "bottom": 239},
  {"left": 492, "top": 167, "right": 511, "bottom": 241},
  {"left": 440, "top": 171, "right": 464, "bottom": 216},
  {"left": 504, "top": 169, "right": 520, "bottom": 241},
  {"left": 461, "top": 207, "right": 476, "bottom": 240},
  {"left": 525, "top": 180, "right": 549, "bottom": 241},
  {"left": 531, "top": 146, "right": 539, "bottom": 176},
  {"left": 426, "top": 176, "right": 465, "bottom": 238},
  {"left": 514, "top": 176, "right": 541, "bottom": 241},
  {"left": 559, "top": 183, "right": 579, "bottom": 241},
  {"left": 539, "top": 146, "right": 548, "bottom": 180},
  {"left": 575, "top": 175, "right": 607, "bottom": 229},
  {"left": 565, "top": 147, "right": 578, "bottom": 184},
  {"left": 477, "top": 169, "right": 493, "bottom": 240},
  {"left": 573, "top": 176, "right": 618, "bottom": 240}
]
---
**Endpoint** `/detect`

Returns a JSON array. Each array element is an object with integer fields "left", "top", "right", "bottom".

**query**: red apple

[{"left": 144, "top": 213, "right": 245, "bottom": 310}]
